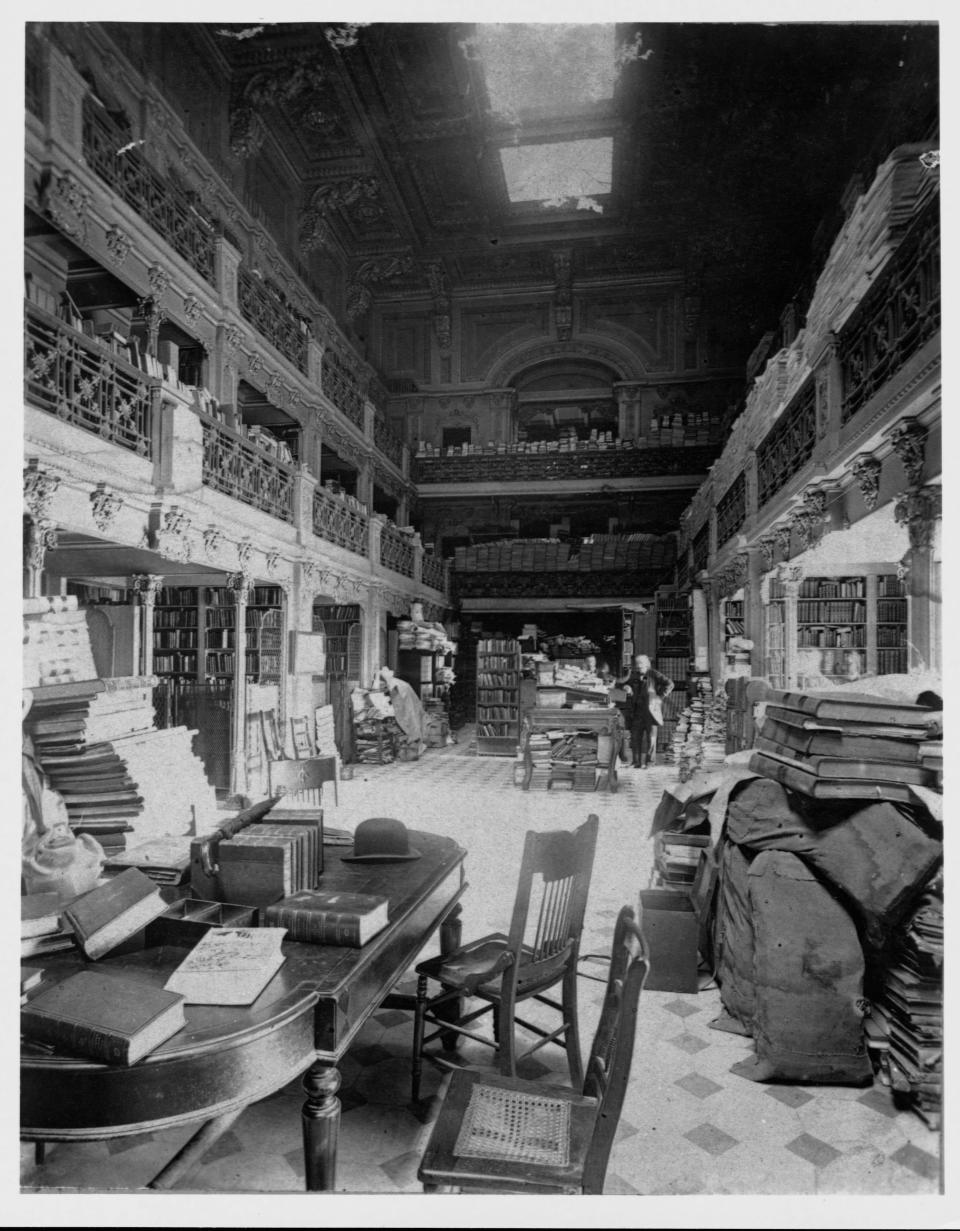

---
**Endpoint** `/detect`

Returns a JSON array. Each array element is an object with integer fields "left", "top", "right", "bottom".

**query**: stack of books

[
  {"left": 103, "top": 836, "right": 193, "bottom": 885},
  {"left": 654, "top": 831, "right": 710, "bottom": 886},
  {"left": 869, "top": 886, "right": 943, "bottom": 1128},
  {"left": 21, "top": 892, "right": 75, "bottom": 959},
  {"left": 217, "top": 817, "right": 322, "bottom": 907},
  {"left": 750, "top": 690, "right": 937, "bottom": 802},
  {"left": 526, "top": 732, "right": 552, "bottom": 790}
]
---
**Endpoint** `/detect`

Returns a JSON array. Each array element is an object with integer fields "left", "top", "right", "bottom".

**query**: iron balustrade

[
  {"left": 25, "top": 303, "right": 156, "bottom": 458},
  {"left": 715, "top": 472, "right": 746, "bottom": 547},
  {"left": 373, "top": 412, "right": 404, "bottom": 469},
  {"left": 321, "top": 349, "right": 364, "bottom": 428},
  {"left": 380, "top": 523, "right": 416, "bottom": 578},
  {"left": 237, "top": 267, "right": 308, "bottom": 374},
  {"left": 756, "top": 377, "right": 816, "bottom": 508},
  {"left": 414, "top": 445, "right": 718, "bottom": 484},
  {"left": 839, "top": 200, "right": 940, "bottom": 425},
  {"left": 421, "top": 551, "right": 447, "bottom": 593},
  {"left": 312, "top": 485, "right": 369, "bottom": 556},
  {"left": 81, "top": 98, "right": 216, "bottom": 285},
  {"left": 201, "top": 417, "right": 295, "bottom": 522},
  {"left": 692, "top": 522, "right": 710, "bottom": 575}
]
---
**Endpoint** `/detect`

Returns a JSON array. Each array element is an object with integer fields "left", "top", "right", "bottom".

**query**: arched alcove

[{"left": 510, "top": 357, "right": 622, "bottom": 445}]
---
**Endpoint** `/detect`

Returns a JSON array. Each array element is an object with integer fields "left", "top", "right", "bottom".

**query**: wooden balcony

[{"left": 414, "top": 443, "right": 719, "bottom": 486}]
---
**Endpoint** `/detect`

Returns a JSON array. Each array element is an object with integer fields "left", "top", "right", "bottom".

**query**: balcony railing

[
  {"left": 312, "top": 485, "right": 369, "bottom": 556},
  {"left": 380, "top": 524, "right": 415, "bottom": 578},
  {"left": 716, "top": 472, "right": 746, "bottom": 548},
  {"left": 238, "top": 267, "right": 308, "bottom": 374},
  {"left": 756, "top": 377, "right": 816, "bottom": 508},
  {"left": 373, "top": 412, "right": 404, "bottom": 470},
  {"left": 839, "top": 200, "right": 940, "bottom": 425},
  {"left": 201, "top": 417, "right": 295, "bottom": 522},
  {"left": 321, "top": 349, "right": 364, "bottom": 429},
  {"left": 421, "top": 551, "right": 446, "bottom": 592},
  {"left": 456, "top": 569, "right": 673, "bottom": 600},
  {"left": 82, "top": 98, "right": 216, "bottom": 285},
  {"left": 414, "top": 444, "right": 719, "bottom": 484},
  {"left": 25, "top": 303, "right": 157, "bottom": 458}
]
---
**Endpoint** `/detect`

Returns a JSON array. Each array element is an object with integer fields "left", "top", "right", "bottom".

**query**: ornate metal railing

[
  {"left": 200, "top": 417, "right": 295, "bottom": 522},
  {"left": 414, "top": 444, "right": 718, "bottom": 485},
  {"left": 692, "top": 522, "right": 711, "bottom": 575},
  {"left": 715, "top": 472, "right": 746, "bottom": 547},
  {"left": 81, "top": 97, "right": 216, "bottom": 284},
  {"left": 25, "top": 303, "right": 157, "bottom": 458},
  {"left": 237, "top": 267, "right": 308, "bottom": 374},
  {"left": 373, "top": 412, "right": 404, "bottom": 469},
  {"left": 321, "top": 349, "right": 364, "bottom": 429},
  {"left": 421, "top": 551, "right": 446, "bottom": 592},
  {"left": 457, "top": 569, "right": 674, "bottom": 600},
  {"left": 756, "top": 377, "right": 816, "bottom": 508},
  {"left": 380, "top": 523, "right": 416, "bottom": 578},
  {"left": 312, "top": 485, "right": 369, "bottom": 556},
  {"left": 839, "top": 199, "right": 940, "bottom": 424}
]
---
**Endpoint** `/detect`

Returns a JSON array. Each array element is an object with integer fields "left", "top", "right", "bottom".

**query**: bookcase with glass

[
  {"left": 476, "top": 638, "right": 521, "bottom": 756},
  {"left": 152, "top": 585, "right": 284, "bottom": 684},
  {"left": 655, "top": 594, "right": 691, "bottom": 685},
  {"left": 312, "top": 605, "right": 362, "bottom": 682}
]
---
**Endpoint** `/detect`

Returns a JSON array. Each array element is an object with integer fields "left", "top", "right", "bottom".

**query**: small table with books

[{"left": 20, "top": 828, "right": 467, "bottom": 1193}]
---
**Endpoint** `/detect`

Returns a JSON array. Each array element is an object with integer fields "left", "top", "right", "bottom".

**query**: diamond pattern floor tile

[
  {"left": 663, "top": 998, "right": 701, "bottom": 1018},
  {"left": 890, "top": 1142, "right": 940, "bottom": 1181},
  {"left": 675, "top": 1072, "right": 723, "bottom": 1099},
  {"left": 856, "top": 1086, "right": 902, "bottom": 1118},
  {"left": 765, "top": 1085, "right": 815, "bottom": 1109},
  {"left": 786, "top": 1132, "right": 842, "bottom": 1168},
  {"left": 684, "top": 1122, "right": 739, "bottom": 1156},
  {"left": 670, "top": 1032, "right": 711, "bottom": 1055}
]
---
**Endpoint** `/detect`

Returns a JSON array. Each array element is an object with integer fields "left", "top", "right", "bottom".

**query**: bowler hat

[{"left": 341, "top": 816, "right": 421, "bottom": 863}]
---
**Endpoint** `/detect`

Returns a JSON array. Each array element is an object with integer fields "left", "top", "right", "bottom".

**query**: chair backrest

[
  {"left": 268, "top": 757, "right": 335, "bottom": 806},
  {"left": 581, "top": 905, "right": 649, "bottom": 1194},
  {"left": 290, "top": 716, "right": 315, "bottom": 758},
  {"left": 505, "top": 814, "right": 599, "bottom": 992}
]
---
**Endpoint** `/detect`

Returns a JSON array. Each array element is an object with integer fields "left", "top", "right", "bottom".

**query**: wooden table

[
  {"left": 519, "top": 706, "right": 625, "bottom": 794},
  {"left": 21, "top": 829, "right": 467, "bottom": 1192}
]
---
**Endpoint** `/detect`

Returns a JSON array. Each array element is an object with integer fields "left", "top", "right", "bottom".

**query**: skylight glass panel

[
  {"left": 500, "top": 138, "right": 613, "bottom": 207},
  {"left": 475, "top": 24, "right": 616, "bottom": 115}
]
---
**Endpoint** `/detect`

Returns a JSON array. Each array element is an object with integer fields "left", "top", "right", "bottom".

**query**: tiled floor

[{"left": 20, "top": 730, "right": 944, "bottom": 1206}]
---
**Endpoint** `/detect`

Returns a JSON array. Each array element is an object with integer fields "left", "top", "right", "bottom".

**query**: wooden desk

[
  {"left": 519, "top": 707, "right": 625, "bottom": 794},
  {"left": 21, "top": 830, "right": 467, "bottom": 1193}
]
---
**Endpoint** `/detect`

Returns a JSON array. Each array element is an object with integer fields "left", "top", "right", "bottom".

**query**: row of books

[
  {"left": 798, "top": 577, "right": 866, "bottom": 599},
  {"left": 797, "top": 601, "right": 866, "bottom": 622}
]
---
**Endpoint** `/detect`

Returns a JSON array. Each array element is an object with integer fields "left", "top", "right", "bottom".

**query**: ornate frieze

[
  {"left": 147, "top": 263, "right": 172, "bottom": 301},
  {"left": 182, "top": 293, "right": 203, "bottom": 324},
  {"left": 850, "top": 453, "right": 882, "bottom": 511},
  {"left": 89, "top": 483, "right": 123, "bottom": 533},
  {"left": 553, "top": 250, "right": 573, "bottom": 342},
  {"left": 265, "top": 547, "right": 282, "bottom": 577}
]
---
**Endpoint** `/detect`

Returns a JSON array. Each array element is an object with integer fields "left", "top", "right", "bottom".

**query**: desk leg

[
  {"left": 302, "top": 1060, "right": 341, "bottom": 1192},
  {"left": 437, "top": 903, "right": 464, "bottom": 1051}
]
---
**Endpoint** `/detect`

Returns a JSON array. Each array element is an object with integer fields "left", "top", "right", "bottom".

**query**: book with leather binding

[
  {"left": 20, "top": 969, "right": 186, "bottom": 1065},
  {"left": 263, "top": 889, "right": 389, "bottom": 947},
  {"left": 164, "top": 927, "right": 287, "bottom": 1004},
  {"left": 748, "top": 751, "right": 917, "bottom": 803},
  {"left": 759, "top": 716, "right": 926, "bottom": 762},
  {"left": 21, "top": 892, "right": 61, "bottom": 940},
  {"left": 62, "top": 867, "right": 169, "bottom": 960},
  {"left": 763, "top": 690, "right": 932, "bottom": 728},
  {"left": 754, "top": 739, "right": 937, "bottom": 785}
]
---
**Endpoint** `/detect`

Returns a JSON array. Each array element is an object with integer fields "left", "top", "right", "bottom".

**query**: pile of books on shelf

[
  {"left": 749, "top": 690, "right": 940, "bottom": 803},
  {"left": 866, "top": 883, "right": 943, "bottom": 1129}
]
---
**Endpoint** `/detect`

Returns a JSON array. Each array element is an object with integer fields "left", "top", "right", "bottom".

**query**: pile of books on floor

[
  {"left": 749, "top": 689, "right": 940, "bottom": 802},
  {"left": 866, "top": 883, "right": 943, "bottom": 1129},
  {"left": 653, "top": 830, "right": 711, "bottom": 886},
  {"left": 526, "top": 731, "right": 552, "bottom": 789},
  {"left": 666, "top": 677, "right": 726, "bottom": 779}
]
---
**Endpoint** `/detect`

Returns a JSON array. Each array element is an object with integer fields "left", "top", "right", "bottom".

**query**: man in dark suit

[{"left": 620, "top": 654, "right": 674, "bottom": 768}]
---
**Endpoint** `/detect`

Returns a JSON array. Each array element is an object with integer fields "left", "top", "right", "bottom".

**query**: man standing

[{"left": 620, "top": 654, "right": 674, "bottom": 768}]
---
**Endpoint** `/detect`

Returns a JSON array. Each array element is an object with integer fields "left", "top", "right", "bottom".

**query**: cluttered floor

[{"left": 20, "top": 730, "right": 941, "bottom": 1198}]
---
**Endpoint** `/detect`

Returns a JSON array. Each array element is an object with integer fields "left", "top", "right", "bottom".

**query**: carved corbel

[
  {"left": 894, "top": 485, "right": 942, "bottom": 550},
  {"left": 758, "top": 534, "right": 778, "bottom": 571},
  {"left": 850, "top": 453, "right": 882, "bottom": 511},
  {"left": 90, "top": 483, "right": 123, "bottom": 533},
  {"left": 152, "top": 505, "right": 193, "bottom": 562},
  {"left": 774, "top": 523, "right": 793, "bottom": 558},
  {"left": 888, "top": 418, "right": 928, "bottom": 489}
]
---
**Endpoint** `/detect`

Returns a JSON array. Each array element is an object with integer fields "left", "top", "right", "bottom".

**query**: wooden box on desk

[{"left": 146, "top": 898, "right": 258, "bottom": 946}]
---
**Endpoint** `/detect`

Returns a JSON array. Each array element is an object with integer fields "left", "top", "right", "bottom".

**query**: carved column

[
  {"left": 779, "top": 566, "right": 805, "bottom": 689},
  {"left": 132, "top": 574, "right": 163, "bottom": 677},
  {"left": 894, "top": 485, "right": 942, "bottom": 673},
  {"left": 23, "top": 462, "right": 61, "bottom": 599},
  {"left": 741, "top": 547, "right": 763, "bottom": 675},
  {"left": 227, "top": 570, "right": 253, "bottom": 799}
]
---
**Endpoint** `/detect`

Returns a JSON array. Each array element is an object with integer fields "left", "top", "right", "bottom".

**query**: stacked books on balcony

[{"left": 750, "top": 690, "right": 940, "bottom": 802}]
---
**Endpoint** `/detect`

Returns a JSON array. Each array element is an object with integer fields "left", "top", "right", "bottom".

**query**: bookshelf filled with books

[
  {"left": 765, "top": 576, "right": 788, "bottom": 689},
  {"left": 153, "top": 585, "right": 284, "bottom": 684},
  {"left": 876, "top": 573, "right": 909, "bottom": 675},
  {"left": 655, "top": 593, "right": 691, "bottom": 685},
  {"left": 313, "top": 605, "right": 362, "bottom": 682},
  {"left": 476, "top": 638, "right": 522, "bottom": 756}
]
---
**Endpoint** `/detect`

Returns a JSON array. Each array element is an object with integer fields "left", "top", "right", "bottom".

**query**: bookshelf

[
  {"left": 876, "top": 574, "right": 908, "bottom": 675},
  {"left": 476, "top": 638, "right": 522, "bottom": 756},
  {"left": 313, "top": 605, "right": 362, "bottom": 681},
  {"left": 796, "top": 576, "right": 867, "bottom": 678},
  {"left": 655, "top": 593, "right": 691, "bottom": 684},
  {"left": 765, "top": 577, "right": 788, "bottom": 689},
  {"left": 152, "top": 585, "right": 283, "bottom": 684},
  {"left": 396, "top": 648, "right": 456, "bottom": 704}
]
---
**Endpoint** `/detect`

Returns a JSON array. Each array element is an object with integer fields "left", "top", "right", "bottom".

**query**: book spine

[
  {"left": 267, "top": 906, "right": 362, "bottom": 946},
  {"left": 20, "top": 1011, "right": 131, "bottom": 1064}
]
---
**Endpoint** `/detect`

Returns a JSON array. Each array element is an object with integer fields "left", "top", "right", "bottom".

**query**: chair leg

[
  {"left": 496, "top": 998, "right": 516, "bottom": 1078},
  {"left": 562, "top": 966, "right": 584, "bottom": 1088},
  {"left": 412, "top": 974, "right": 428, "bottom": 1103}
]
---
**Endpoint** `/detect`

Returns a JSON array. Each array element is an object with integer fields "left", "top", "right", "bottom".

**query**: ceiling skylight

[
  {"left": 500, "top": 138, "right": 613, "bottom": 208},
  {"left": 474, "top": 24, "right": 617, "bottom": 115}
]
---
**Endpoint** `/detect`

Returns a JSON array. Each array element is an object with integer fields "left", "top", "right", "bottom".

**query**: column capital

[{"left": 132, "top": 573, "right": 164, "bottom": 604}]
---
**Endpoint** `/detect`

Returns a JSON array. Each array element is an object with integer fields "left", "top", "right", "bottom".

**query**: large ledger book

[
  {"left": 20, "top": 969, "right": 186, "bottom": 1065},
  {"left": 748, "top": 751, "right": 917, "bottom": 803},
  {"left": 263, "top": 890, "right": 390, "bottom": 947},
  {"left": 164, "top": 927, "right": 287, "bottom": 1005},
  {"left": 754, "top": 739, "right": 937, "bottom": 786},
  {"left": 763, "top": 690, "right": 932, "bottom": 728},
  {"left": 62, "top": 867, "right": 169, "bottom": 960},
  {"left": 103, "top": 837, "right": 193, "bottom": 884},
  {"left": 760, "top": 715, "right": 927, "bottom": 762}
]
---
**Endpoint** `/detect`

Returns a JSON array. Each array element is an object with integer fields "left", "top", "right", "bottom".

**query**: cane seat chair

[
  {"left": 411, "top": 814, "right": 599, "bottom": 1103},
  {"left": 268, "top": 756, "right": 338, "bottom": 808},
  {"left": 417, "top": 904, "right": 649, "bottom": 1193}
]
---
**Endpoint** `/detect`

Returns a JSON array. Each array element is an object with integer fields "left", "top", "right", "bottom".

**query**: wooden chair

[
  {"left": 412, "top": 814, "right": 599, "bottom": 1103},
  {"left": 417, "top": 904, "right": 648, "bottom": 1194},
  {"left": 267, "top": 756, "right": 338, "bottom": 808}
]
